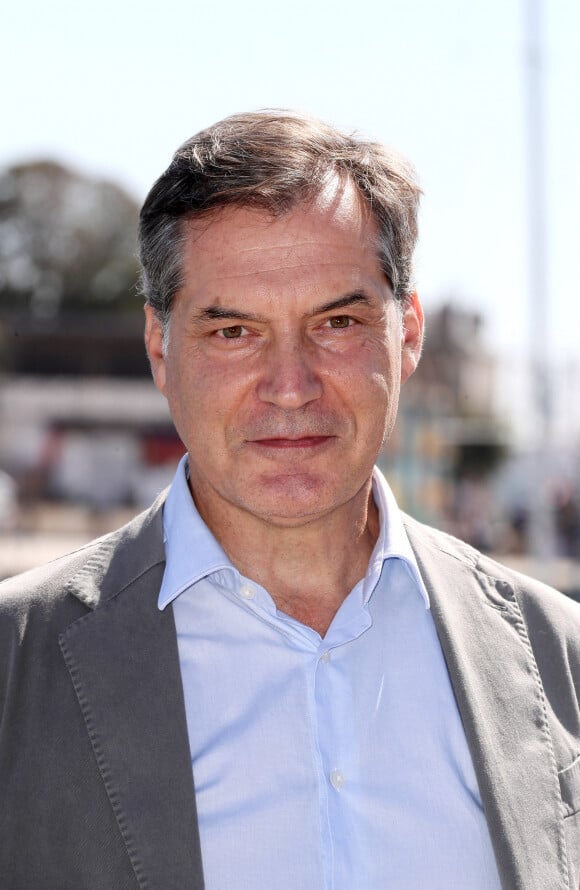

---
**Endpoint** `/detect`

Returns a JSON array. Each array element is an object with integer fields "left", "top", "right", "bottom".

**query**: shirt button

[
  {"left": 239, "top": 584, "right": 256, "bottom": 600},
  {"left": 320, "top": 651, "right": 331, "bottom": 663},
  {"left": 330, "top": 769, "right": 345, "bottom": 791}
]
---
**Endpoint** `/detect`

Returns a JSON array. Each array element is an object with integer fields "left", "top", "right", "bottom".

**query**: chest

[{"left": 171, "top": 562, "right": 501, "bottom": 890}]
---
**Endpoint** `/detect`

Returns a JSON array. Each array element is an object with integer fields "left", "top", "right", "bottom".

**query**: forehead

[{"left": 179, "top": 179, "right": 383, "bottom": 292}]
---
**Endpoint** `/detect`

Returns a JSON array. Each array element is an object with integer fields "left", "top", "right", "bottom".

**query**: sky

[{"left": 2, "top": 0, "right": 579, "bottom": 377}]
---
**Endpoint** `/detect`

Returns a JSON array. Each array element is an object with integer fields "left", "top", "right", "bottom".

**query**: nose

[{"left": 256, "top": 338, "right": 323, "bottom": 409}]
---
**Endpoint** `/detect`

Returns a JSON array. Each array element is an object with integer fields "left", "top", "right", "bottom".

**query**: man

[{"left": 1, "top": 111, "right": 579, "bottom": 890}]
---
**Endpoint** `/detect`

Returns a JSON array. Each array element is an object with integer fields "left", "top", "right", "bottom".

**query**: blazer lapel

[
  {"left": 59, "top": 504, "right": 204, "bottom": 890},
  {"left": 405, "top": 517, "right": 568, "bottom": 890}
]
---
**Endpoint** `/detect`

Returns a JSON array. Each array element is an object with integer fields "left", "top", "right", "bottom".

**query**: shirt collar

[
  {"left": 158, "top": 455, "right": 235, "bottom": 610},
  {"left": 369, "top": 466, "right": 430, "bottom": 608},
  {"left": 158, "top": 455, "right": 429, "bottom": 611}
]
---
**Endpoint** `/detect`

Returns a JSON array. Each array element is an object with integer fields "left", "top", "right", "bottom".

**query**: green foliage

[{"left": 0, "top": 160, "right": 141, "bottom": 317}]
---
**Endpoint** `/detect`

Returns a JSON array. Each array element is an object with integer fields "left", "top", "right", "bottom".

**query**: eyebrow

[
  {"left": 198, "top": 305, "right": 262, "bottom": 323},
  {"left": 197, "top": 291, "right": 372, "bottom": 323},
  {"left": 314, "top": 291, "right": 372, "bottom": 313}
]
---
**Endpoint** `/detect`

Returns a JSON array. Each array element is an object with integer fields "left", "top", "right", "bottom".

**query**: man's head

[
  {"left": 142, "top": 112, "right": 424, "bottom": 531},
  {"left": 139, "top": 110, "right": 421, "bottom": 330}
]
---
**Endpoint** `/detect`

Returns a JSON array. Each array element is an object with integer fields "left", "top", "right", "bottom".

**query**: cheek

[
  {"left": 357, "top": 339, "right": 401, "bottom": 395},
  {"left": 322, "top": 338, "right": 397, "bottom": 397},
  {"left": 162, "top": 356, "right": 203, "bottom": 439},
  {"left": 358, "top": 349, "right": 402, "bottom": 431},
  {"left": 170, "top": 356, "right": 252, "bottom": 432}
]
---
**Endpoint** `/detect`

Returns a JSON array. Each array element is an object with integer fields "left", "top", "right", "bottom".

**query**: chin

[{"left": 238, "top": 471, "right": 361, "bottom": 522}]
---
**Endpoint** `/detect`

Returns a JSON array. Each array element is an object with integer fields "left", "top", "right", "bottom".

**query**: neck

[{"left": 191, "top": 479, "right": 380, "bottom": 638}]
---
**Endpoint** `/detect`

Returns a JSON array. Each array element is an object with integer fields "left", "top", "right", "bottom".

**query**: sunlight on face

[{"left": 145, "top": 179, "right": 423, "bottom": 531}]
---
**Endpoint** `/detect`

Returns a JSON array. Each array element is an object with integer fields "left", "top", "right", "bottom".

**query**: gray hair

[{"left": 138, "top": 110, "right": 421, "bottom": 327}]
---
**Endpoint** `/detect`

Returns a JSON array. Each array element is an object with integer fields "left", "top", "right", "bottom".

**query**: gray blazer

[{"left": 1, "top": 495, "right": 579, "bottom": 890}]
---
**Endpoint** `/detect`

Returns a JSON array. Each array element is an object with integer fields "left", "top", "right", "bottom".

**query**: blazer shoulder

[
  {"left": 0, "top": 491, "right": 167, "bottom": 621},
  {"left": 403, "top": 511, "right": 580, "bottom": 639},
  {"left": 402, "top": 511, "right": 482, "bottom": 568}
]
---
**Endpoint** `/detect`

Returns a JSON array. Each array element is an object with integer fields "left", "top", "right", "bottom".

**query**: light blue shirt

[{"left": 159, "top": 456, "right": 501, "bottom": 889}]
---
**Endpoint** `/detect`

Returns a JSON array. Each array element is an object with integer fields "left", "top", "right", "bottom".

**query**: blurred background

[{"left": 1, "top": 0, "right": 579, "bottom": 595}]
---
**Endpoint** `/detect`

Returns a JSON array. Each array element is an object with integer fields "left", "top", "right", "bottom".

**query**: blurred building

[
  {"left": 0, "top": 158, "right": 184, "bottom": 521},
  {"left": 380, "top": 303, "right": 508, "bottom": 549},
  {"left": 0, "top": 311, "right": 183, "bottom": 516}
]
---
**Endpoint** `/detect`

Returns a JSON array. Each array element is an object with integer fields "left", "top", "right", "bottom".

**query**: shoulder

[
  {"left": 0, "top": 495, "right": 168, "bottom": 731},
  {"left": 403, "top": 511, "right": 580, "bottom": 641},
  {"left": 0, "top": 492, "right": 167, "bottom": 630}
]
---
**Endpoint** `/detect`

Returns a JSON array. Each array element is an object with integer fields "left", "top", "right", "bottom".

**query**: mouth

[{"left": 249, "top": 435, "right": 334, "bottom": 449}]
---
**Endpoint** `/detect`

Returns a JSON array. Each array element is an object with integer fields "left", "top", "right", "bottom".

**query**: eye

[
  {"left": 327, "top": 315, "right": 353, "bottom": 329},
  {"left": 218, "top": 325, "right": 245, "bottom": 339}
]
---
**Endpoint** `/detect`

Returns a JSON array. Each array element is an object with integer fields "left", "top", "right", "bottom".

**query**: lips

[{"left": 250, "top": 436, "right": 333, "bottom": 449}]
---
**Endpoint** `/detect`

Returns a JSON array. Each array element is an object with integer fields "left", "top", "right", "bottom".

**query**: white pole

[{"left": 523, "top": 0, "right": 555, "bottom": 557}]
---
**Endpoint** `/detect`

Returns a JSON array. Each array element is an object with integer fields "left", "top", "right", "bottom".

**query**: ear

[
  {"left": 400, "top": 291, "right": 424, "bottom": 384},
  {"left": 144, "top": 304, "right": 167, "bottom": 395}
]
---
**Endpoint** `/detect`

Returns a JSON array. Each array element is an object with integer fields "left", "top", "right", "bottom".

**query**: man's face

[{"left": 145, "top": 180, "right": 423, "bottom": 530}]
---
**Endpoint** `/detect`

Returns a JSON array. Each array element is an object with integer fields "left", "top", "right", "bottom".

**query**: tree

[{"left": 0, "top": 160, "right": 141, "bottom": 318}]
